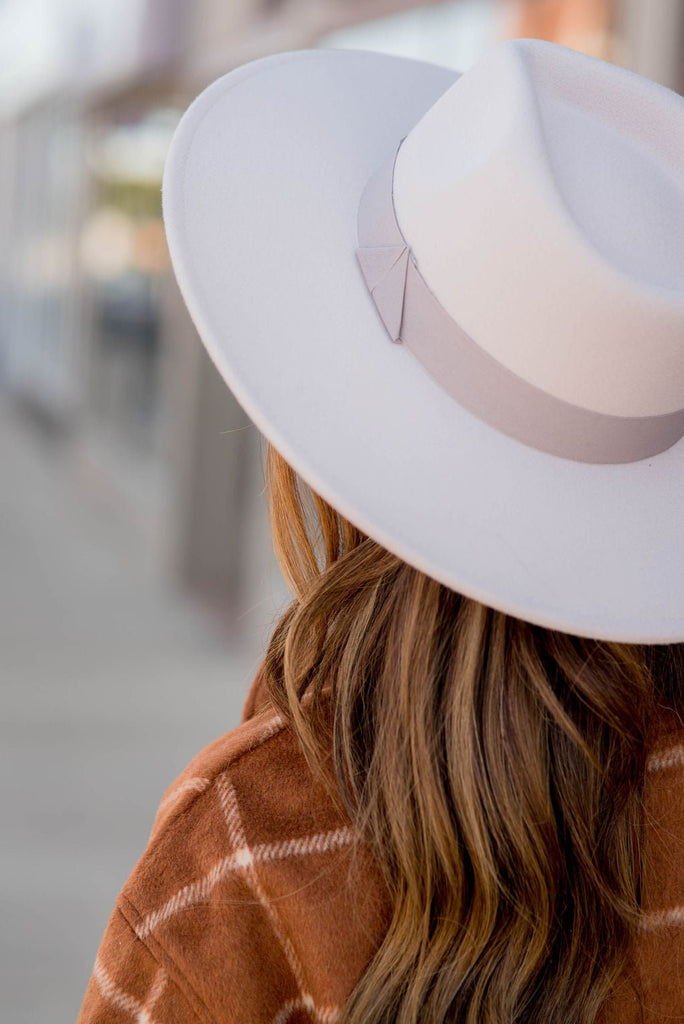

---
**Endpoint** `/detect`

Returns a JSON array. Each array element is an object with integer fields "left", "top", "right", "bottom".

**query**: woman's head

[{"left": 263, "top": 442, "right": 684, "bottom": 1024}]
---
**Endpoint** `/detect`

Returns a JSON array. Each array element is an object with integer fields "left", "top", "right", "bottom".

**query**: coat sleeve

[
  {"left": 77, "top": 904, "right": 202, "bottom": 1024},
  {"left": 75, "top": 708, "right": 310, "bottom": 1024}
]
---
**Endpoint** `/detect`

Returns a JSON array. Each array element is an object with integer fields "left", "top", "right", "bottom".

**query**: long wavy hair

[{"left": 262, "top": 442, "right": 684, "bottom": 1024}]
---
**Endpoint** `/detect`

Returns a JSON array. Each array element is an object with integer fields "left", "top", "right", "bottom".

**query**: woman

[{"left": 78, "top": 38, "right": 684, "bottom": 1023}]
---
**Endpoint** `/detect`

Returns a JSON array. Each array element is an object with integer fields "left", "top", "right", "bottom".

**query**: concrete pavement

[{"left": 0, "top": 400, "right": 284, "bottom": 1023}]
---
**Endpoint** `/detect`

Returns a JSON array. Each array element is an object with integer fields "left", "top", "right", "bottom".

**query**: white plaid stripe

[
  {"left": 157, "top": 777, "right": 212, "bottom": 816},
  {"left": 639, "top": 905, "right": 684, "bottom": 932},
  {"left": 271, "top": 996, "right": 339, "bottom": 1024},
  {"left": 216, "top": 772, "right": 342, "bottom": 1023},
  {"left": 155, "top": 714, "right": 285, "bottom": 820},
  {"left": 216, "top": 773, "right": 248, "bottom": 850},
  {"left": 93, "top": 958, "right": 168, "bottom": 1024},
  {"left": 272, "top": 999, "right": 308, "bottom": 1024},
  {"left": 144, "top": 968, "right": 168, "bottom": 1015},
  {"left": 252, "top": 828, "right": 354, "bottom": 864},
  {"left": 647, "top": 743, "right": 684, "bottom": 774},
  {"left": 134, "top": 826, "right": 353, "bottom": 940},
  {"left": 93, "top": 958, "right": 144, "bottom": 1018}
]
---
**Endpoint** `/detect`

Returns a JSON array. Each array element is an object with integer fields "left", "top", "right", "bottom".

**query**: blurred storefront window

[
  {"left": 323, "top": 0, "right": 614, "bottom": 69},
  {"left": 80, "top": 109, "right": 178, "bottom": 456},
  {"left": 323, "top": 0, "right": 512, "bottom": 69},
  {"left": 513, "top": 0, "right": 613, "bottom": 57},
  {"left": 1, "top": 97, "right": 86, "bottom": 418}
]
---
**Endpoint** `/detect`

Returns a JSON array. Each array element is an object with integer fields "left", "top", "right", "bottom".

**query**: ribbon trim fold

[{"left": 355, "top": 139, "right": 684, "bottom": 464}]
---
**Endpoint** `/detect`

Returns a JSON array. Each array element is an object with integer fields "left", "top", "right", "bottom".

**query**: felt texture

[
  {"left": 357, "top": 142, "right": 684, "bottom": 464},
  {"left": 161, "top": 46, "right": 684, "bottom": 643},
  {"left": 78, "top": 670, "right": 684, "bottom": 1023}
]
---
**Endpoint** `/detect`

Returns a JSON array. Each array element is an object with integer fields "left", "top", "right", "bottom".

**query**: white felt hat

[{"left": 162, "top": 38, "right": 684, "bottom": 643}]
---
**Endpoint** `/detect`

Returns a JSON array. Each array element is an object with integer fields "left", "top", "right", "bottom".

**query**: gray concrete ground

[{"left": 0, "top": 400, "right": 282, "bottom": 1024}]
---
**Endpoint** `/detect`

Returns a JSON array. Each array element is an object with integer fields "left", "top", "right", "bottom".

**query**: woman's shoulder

[
  {"left": 147, "top": 701, "right": 293, "bottom": 844},
  {"left": 132, "top": 693, "right": 360, "bottom": 923},
  {"left": 77, "top": 681, "right": 390, "bottom": 1024},
  {"left": 146, "top": 669, "right": 351, "bottom": 853}
]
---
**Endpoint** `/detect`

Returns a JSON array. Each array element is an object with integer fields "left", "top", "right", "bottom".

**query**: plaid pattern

[{"left": 78, "top": 675, "right": 684, "bottom": 1024}]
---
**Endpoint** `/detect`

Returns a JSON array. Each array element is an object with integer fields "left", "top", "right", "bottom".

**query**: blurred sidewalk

[{"left": 0, "top": 398, "right": 275, "bottom": 1024}]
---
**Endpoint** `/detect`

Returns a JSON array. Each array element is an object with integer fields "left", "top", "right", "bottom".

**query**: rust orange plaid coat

[{"left": 78, "top": 671, "right": 684, "bottom": 1023}]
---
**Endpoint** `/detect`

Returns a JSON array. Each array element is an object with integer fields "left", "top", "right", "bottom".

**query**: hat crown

[
  {"left": 162, "top": 44, "right": 684, "bottom": 640},
  {"left": 394, "top": 38, "right": 684, "bottom": 417}
]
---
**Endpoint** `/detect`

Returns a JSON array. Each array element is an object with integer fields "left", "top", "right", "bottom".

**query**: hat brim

[{"left": 162, "top": 47, "right": 684, "bottom": 643}]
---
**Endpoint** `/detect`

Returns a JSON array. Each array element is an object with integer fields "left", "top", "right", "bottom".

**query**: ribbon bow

[
  {"left": 356, "top": 244, "right": 409, "bottom": 343},
  {"left": 352, "top": 140, "right": 684, "bottom": 463}
]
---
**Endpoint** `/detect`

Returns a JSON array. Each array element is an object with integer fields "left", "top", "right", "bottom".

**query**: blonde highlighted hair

[{"left": 262, "top": 442, "right": 684, "bottom": 1023}]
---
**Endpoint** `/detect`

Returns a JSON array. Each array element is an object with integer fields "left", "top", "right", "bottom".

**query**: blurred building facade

[{"left": 2, "top": 0, "right": 683, "bottom": 615}]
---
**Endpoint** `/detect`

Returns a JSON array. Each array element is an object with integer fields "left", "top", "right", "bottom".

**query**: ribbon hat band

[{"left": 355, "top": 141, "right": 684, "bottom": 465}]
